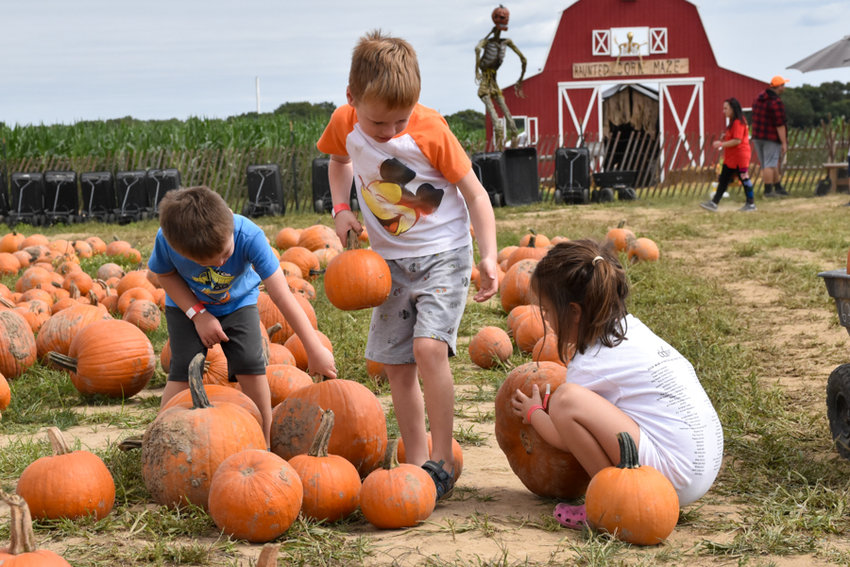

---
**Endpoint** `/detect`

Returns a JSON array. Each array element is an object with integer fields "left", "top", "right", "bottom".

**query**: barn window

[
  {"left": 649, "top": 28, "right": 667, "bottom": 54},
  {"left": 592, "top": 30, "right": 610, "bottom": 56}
]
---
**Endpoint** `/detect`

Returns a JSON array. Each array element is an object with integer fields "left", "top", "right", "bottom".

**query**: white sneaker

[
  {"left": 739, "top": 203, "right": 756, "bottom": 212},
  {"left": 699, "top": 201, "right": 718, "bottom": 212}
]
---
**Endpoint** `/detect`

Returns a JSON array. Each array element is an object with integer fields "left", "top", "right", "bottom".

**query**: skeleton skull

[{"left": 491, "top": 5, "right": 509, "bottom": 31}]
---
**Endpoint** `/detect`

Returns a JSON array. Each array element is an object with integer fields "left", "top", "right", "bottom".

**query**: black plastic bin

[
  {"left": 502, "top": 147, "right": 540, "bottom": 206},
  {"left": 471, "top": 151, "right": 507, "bottom": 207},
  {"left": 114, "top": 170, "right": 151, "bottom": 224},
  {"left": 0, "top": 171, "right": 8, "bottom": 219},
  {"left": 44, "top": 170, "right": 80, "bottom": 224},
  {"left": 8, "top": 172, "right": 46, "bottom": 227},
  {"left": 592, "top": 170, "right": 638, "bottom": 201},
  {"left": 146, "top": 168, "right": 182, "bottom": 214},
  {"left": 311, "top": 157, "right": 359, "bottom": 214},
  {"left": 242, "top": 164, "right": 284, "bottom": 218},
  {"left": 80, "top": 171, "right": 117, "bottom": 223},
  {"left": 554, "top": 147, "right": 591, "bottom": 204}
]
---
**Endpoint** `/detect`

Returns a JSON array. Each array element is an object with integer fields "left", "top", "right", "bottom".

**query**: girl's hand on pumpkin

[{"left": 510, "top": 384, "right": 543, "bottom": 423}]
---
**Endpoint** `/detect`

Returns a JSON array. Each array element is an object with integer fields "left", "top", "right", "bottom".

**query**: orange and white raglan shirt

[{"left": 317, "top": 103, "right": 473, "bottom": 260}]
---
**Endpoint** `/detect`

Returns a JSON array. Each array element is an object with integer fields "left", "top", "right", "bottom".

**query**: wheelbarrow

[{"left": 818, "top": 269, "right": 850, "bottom": 460}]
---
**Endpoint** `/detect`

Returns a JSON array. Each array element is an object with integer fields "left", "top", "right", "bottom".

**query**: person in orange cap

[{"left": 751, "top": 75, "right": 789, "bottom": 197}]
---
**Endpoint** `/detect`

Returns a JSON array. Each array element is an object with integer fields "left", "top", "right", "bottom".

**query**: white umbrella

[{"left": 789, "top": 35, "right": 850, "bottom": 72}]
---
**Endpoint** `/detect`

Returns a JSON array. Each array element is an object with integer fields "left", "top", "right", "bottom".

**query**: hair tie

[{"left": 592, "top": 255, "right": 604, "bottom": 266}]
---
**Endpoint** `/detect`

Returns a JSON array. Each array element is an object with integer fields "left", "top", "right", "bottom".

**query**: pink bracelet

[{"left": 526, "top": 404, "right": 545, "bottom": 423}]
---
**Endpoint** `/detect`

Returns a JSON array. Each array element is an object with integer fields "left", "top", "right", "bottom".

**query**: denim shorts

[
  {"left": 164, "top": 304, "right": 266, "bottom": 382},
  {"left": 752, "top": 138, "right": 782, "bottom": 169},
  {"left": 365, "top": 245, "right": 473, "bottom": 364}
]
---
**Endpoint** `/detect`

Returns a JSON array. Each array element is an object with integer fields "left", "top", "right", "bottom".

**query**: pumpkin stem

[
  {"left": 69, "top": 281, "right": 80, "bottom": 299},
  {"left": 188, "top": 353, "right": 213, "bottom": 410},
  {"left": 617, "top": 219, "right": 627, "bottom": 229},
  {"left": 46, "top": 352, "right": 79, "bottom": 373},
  {"left": 381, "top": 438, "right": 401, "bottom": 470},
  {"left": 307, "top": 409, "right": 335, "bottom": 458},
  {"left": 88, "top": 289, "right": 99, "bottom": 305},
  {"left": 0, "top": 491, "right": 37, "bottom": 554},
  {"left": 256, "top": 543, "right": 280, "bottom": 567},
  {"left": 346, "top": 229, "right": 360, "bottom": 251},
  {"left": 46, "top": 426, "right": 72, "bottom": 456},
  {"left": 266, "top": 322, "right": 282, "bottom": 336},
  {"left": 0, "top": 296, "right": 13, "bottom": 309},
  {"left": 615, "top": 431, "right": 641, "bottom": 469}
]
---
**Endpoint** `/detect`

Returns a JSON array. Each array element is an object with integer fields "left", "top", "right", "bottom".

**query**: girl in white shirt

[{"left": 511, "top": 239, "right": 723, "bottom": 528}]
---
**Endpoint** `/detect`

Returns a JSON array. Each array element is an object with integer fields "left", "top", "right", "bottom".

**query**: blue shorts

[{"left": 365, "top": 245, "right": 473, "bottom": 364}]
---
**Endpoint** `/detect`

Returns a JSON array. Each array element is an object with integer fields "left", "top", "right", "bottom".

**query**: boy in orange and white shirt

[{"left": 317, "top": 30, "right": 498, "bottom": 502}]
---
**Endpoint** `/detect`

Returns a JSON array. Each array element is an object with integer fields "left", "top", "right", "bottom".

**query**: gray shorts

[
  {"left": 752, "top": 138, "right": 782, "bottom": 169},
  {"left": 365, "top": 245, "right": 473, "bottom": 364}
]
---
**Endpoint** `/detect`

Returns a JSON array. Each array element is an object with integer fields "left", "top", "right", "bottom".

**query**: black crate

[
  {"left": 146, "top": 168, "right": 182, "bottom": 213},
  {"left": 8, "top": 172, "right": 46, "bottom": 226},
  {"left": 80, "top": 171, "right": 116, "bottom": 222},
  {"left": 471, "top": 151, "right": 507, "bottom": 207},
  {"left": 242, "top": 164, "right": 284, "bottom": 218},
  {"left": 0, "top": 171, "right": 8, "bottom": 217},
  {"left": 555, "top": 147, "right": 591, "bottom": 204},
  {"left": 502, "top": 147, "right": 540, "bottom": 206},
  {"left": 310, "top": 157, "right": 359, "bottom": 214},
  {"left": 44, "top": 170, "right": 80, "bottom": 224},
  {"left": 115, "top": 170, "right": 151, "bottom": 224}
]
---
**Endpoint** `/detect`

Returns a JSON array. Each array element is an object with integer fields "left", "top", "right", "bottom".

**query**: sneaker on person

[
  {"left": 764, "top": 189, "right": 778, "bottom": 198},
  {"left": 739, "top": 203, "right": 756, "bottom": 212},
  {"left": 699, "top": 201, "right": 718, "bottom": 211},
  {"left": 774, "top": 185, "right": 789, "bottom": 196}
]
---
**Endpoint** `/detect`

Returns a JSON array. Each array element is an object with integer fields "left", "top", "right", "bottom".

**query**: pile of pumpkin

[{"left": 0, "top": 223, "right": 464, "bottom": 562}]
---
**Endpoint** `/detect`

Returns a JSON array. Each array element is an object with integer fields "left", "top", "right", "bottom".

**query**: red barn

[{"left": 492, "top": 0, "right": 766, "bottom": 184}]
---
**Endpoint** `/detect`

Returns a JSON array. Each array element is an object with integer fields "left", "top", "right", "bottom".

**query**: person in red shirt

[{"left": 700, "top": 98, "right": 756, "bottom": 212}]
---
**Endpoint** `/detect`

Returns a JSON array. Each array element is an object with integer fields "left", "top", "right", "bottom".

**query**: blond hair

[
  {"left": 157, "top": 185, "right": 234, "bottom": 260},
  {"left": 349, "top": 30, "right": 420, "bottom": 109}
]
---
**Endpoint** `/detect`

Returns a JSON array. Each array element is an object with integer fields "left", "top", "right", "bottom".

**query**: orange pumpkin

[
  {"left": 36, "top": 303, "right": 112, "bottom": 364},
  {"left": 359, "top": 439, "right": 436, "bottom": 529},
  {"left": 141, "top": 353, "right": 266, "bottom": 509},
  {"left": 208, "top": 449, "right": 303, "bottom": 542},
  {"left": 324, "top": 231, "right": 391, "bottom": 311},
  {"left": 585, "top": 432, "right": 680, "bottom": 545},
  {"left": 0, "top": 492, "right": 72, "bottom": 566},
  {"left": 0, "top": 371, "right": 10, "bottom": 413},
  {"left": 499, "top": 258, "right": 539, "bottom": 314},
  {"left": 96, "top": 262, "right": 125, "bottom": 281},
  {"left": 85, "top": 236, "right": 107, "bottom": 255},
  {"left": 16, "top": 427, "right": 115, "bottom": 520},
  {"left": 161, "top": 383, "right": 262, "bottom": 426},
  {"left": 627, "top": 237, "right": 660, "bottom": 263},
  {"left": 270, "top": 376, "right": 388, "bottom": 477},
  {"left": 122, "top": 298, "right": 161, "bottom": 332},
  {"left": 0, "top": 309, "right": 37, "bottom": 379},
  {"left": 266, "top": 363, "right": 312, "bottom": 406},
  {"left": 468, "top": 326, "right": 513, "bottom": 369},
  {"left": 0, "top": 252, "right": 21, "bottom": 275},
  {"left": 283, "top": 330, "right": 333, "bottom": 371},
  {"left": 532, "top": 334, "right": 568, "bottom": 366},
  {"left": 397, "top": 433, "right": 464, "bottom": 483},
  {"left": 505, "top": 235, "right": 549, "bottom": 270},
  {"left": 605, "top": 221, "right": 636, "bottom": 252},
  {"left": 274, "top": 226, "right": 301, "bottom": 250},
  {"left": 280, "top": 246, "right": 320, "bottom": 280},
  {"left": 0, "top": 231, "right": 25, "bottom": 253},
  {"left": 494, "top": 361, "right": 589, "bottom": 499},
  {"left": 48, "top": 319, "right": 155, "bottom": 398},
  {"left": 518, "top": 230, "right": 551, "bottom": 248},
  {"left": 288, "top": 410, "right": 361, "bottom": 522},
  {"left": 267, "top": 343, "right": 296, "bottom": 366},
  {"left": 297, "top": 223, "right": 343, "bottom": 252}
]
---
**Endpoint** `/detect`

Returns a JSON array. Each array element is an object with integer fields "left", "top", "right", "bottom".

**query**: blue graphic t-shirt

[{"left": 147, "top": 214, "right": 279, "bottom": 317}]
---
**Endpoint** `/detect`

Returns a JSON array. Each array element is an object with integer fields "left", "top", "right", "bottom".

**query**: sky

[{"left": 2, "top": 0, "right": 849, "bottom": 127}]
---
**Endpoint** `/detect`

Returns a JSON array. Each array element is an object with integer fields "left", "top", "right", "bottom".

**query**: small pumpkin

[
  {"left": 359, "top": 438, "right": 436, "bottom": 529},
  {"left": 288, "top": 410, "right": 361, "bottom": 522},
  {"left": 0, "top": 491, "right": 72, "bottom": 566},
  {"left": 627, "top": 237, "right": 660, "bottom": 263},
  {"left": 468, "top": 326, "right": 513, "bottom": 369},
  {"left": 606, "top": 221, "right": 636, "bottom": 252},
  {"left": 274, "top": 226, "right": 301, "bottom": 250},
  {"left": 585, "top": 431, "right": 679, "bottom": 545},
  {"left": 16, "top": 427, "right": 115, "bottom": 520},
  {"left": 323, "top": 230, "right": 392, "bottom": 311},
  {"left": 266, "top": 363, "right": 312, "bottom": 406},
  {"left": 208, "top": 449, "right": 303, "bottom": 542}
]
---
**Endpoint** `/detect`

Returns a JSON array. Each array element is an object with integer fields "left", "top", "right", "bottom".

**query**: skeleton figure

[{"left": 475, "top": 5, "right": 527, "bottom": 149}]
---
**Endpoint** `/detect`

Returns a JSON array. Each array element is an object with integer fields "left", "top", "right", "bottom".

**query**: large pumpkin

[
  {"left": 141, "top": 353, "right": 267, "bottom": 509},
  {"left": 161, "top": 383, "right": 262, "bottom": 426},
  {"left": 288, "top": 410, "right": 361, "bottom": 522},
  {"left": 35, "top": 303, "right": 112, "bottom": 364},
  {"left": 494, "top": 361, "right": 589, "bottom": 499},
  {"left": 323, "top": 231, "right": 392, "bottom": 311},
  {"left": 499, "top": 258, "right": 539, "bottom": 314},
  {"left": 0, "top": 308, "right": 38, "bottom": 379},
  {"left": 270, "top": 375, "right": 387, "bottom": 477},
  {"left": 0, "top": 492, "right": 72, "bottom": 566},
  {"left": 585, "top": 432, "right": 680, "bottom": 545},
  {"left": 266, "top": 364, "right": 312, "bottom": 406},
  {"left": 359, "top": 439, "right": 436, "bottom": 529},
  {"left": 48, "top": 319, "right": 155, "bottom": 398},
  {"left": 16, "top": 427, "right": 115, "bottom": 520},
  {"left": 207, "top": 449, "right": 303, "bottom": 543}
]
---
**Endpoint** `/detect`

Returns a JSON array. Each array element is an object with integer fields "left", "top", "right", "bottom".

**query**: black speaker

[
  {"left": 555, "top": 147, "right": 590, "bottom": 204},
  {"left": 471, "top": 151, "right": 506, "bottom": 207},
  {"left": 243, "top": 164, "right": 284, "bottom": 218},
  {"left": 80, "top": 171, "right": 116, "bottom": 222},
  {"left": 310, "top": 157, "right": 359, "bottom": 214},
  {"left": 9, "top": 172, "right": 46, "bottom": 226},
  {"left": 502, "top": 147, "right": 540, "bottom": 206},
  {"left": 44, "top": 170, "right": 80, "bottom": 224},
  {"left": 146, "top": 168, "right": 182, "bottom": 212}
]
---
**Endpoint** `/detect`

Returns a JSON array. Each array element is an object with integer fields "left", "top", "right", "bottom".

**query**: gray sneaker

[
  {"left": 738, "top": 203, "right": 756, "bottom": 212},
  {"left": 699, "top": 201, "right": 718, "bottom": 212}
]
